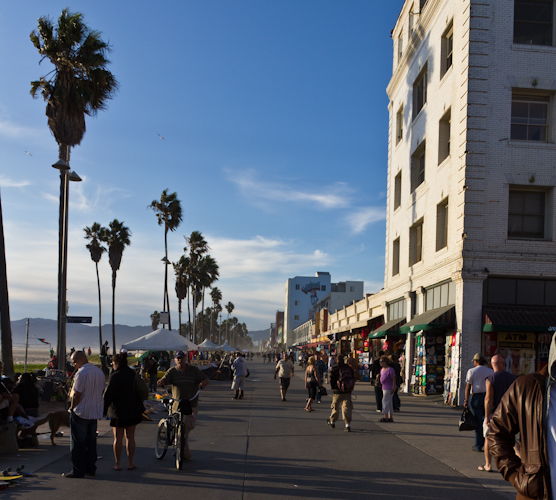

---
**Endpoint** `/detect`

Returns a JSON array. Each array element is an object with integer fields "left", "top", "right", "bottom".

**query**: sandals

[{"left": 379, "top": 417, "right": 394, "bottom": 422}]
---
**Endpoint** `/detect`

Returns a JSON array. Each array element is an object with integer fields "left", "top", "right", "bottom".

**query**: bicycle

[{"left": 155, "top": 388, "right": 200, "bottom": 470}]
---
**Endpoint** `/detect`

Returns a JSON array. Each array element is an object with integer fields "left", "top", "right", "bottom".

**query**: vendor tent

[
  {"left": 121, "top": 329, "right": 198, "bottom": 351},
  {"left": 218, "top": 343, "right": 235, "bottom": 352},
  {"left": 198, "top": 339, "right": 220, "bottom": 351}
]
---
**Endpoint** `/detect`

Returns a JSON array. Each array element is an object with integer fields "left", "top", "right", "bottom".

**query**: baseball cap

[
  {"left": 472, "top": 353, "right": 481, "bottom": 361},
  {"left": 175, "top": 351, "right": 186, "bottom": 359}
]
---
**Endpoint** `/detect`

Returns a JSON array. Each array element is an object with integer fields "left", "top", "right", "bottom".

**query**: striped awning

[
  {"left": 483, "top": 306, "right": 556, "bottom": 333},
  {"left": 399, "top": 305, "right": 456, "bottom": 334},
  {"left": 368, "top": 318, "right": 407, "bottom": 339}
]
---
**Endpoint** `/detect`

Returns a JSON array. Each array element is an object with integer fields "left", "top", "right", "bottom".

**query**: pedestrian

[
  {"left": 63, "top": 350, "right": 106, "bottom": 478},
  {"left": 147, "top": 354, "right": 158, "bottom": 393},
  {"left": 103, "top": 351, "right": 145, "bottom": 471},
  {"left": 231, "top": 353, "right": 248, "bottom": 400},
  {"left": 327, "top": 354, "right": 355, "bottom": 432},
  {"left": 157, "top": 351, "right": 209, "bottom": 462},
  {"left": 379, "top": 355, "right": 397, "bottom": 422},
  {"left": 478, "top": 354, "right": 516, "bottom": 473},
  {"left": 263, "top": 353, "right": 267, "bottom": 363},
  {"left": 274, "top": 354, "right": 294, "bottom": 401},
  {"left": 304, "top": 356, "right": 320, "bottom": 412},
  {"left": 87, "top": 347, "right": 91, "bottom": 356},
  {"left": 315, "top": 353, "right": 327, "bottom": 404},
  {"left": 464, "top": 353, "right": 493, "bottom": 452},
  {"left": 389, "top": 353, "right": 402, "bottom": 412},
  {"left": 371, "top": 351, "right": 384, "bottom": 413},
  {"left": 100, "top": 341, "right": 109, "bottom": 375}
]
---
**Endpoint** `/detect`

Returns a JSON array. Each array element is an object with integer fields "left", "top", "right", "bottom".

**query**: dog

[{"left": 19, "top": 410, "right": 70, "bottom": 445}]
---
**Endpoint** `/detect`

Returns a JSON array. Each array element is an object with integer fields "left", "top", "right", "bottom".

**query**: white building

[
  {"left": 313, "top": 281, "right": 365, "bottom": 315},
  {"left": 284, "top": 272, "right": 332, "bottom": 347},
  {"left": 327, "top": 0, "right": 556, "bottom": 404}
]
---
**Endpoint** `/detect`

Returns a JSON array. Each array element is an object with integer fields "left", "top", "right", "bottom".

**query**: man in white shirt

[
  {"left": 464, "top": 353, "right": 494, "bottom": 453},
  {"left": 63, "top": 351, "right": 106, "bottom": 478},
  {"left": 231, "top": 354, "right": 248, "bottom": 400},
  {"left": 274, "top": 354, "right": 294, "bottom": 401}
]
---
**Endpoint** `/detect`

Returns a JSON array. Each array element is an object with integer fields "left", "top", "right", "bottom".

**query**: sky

[{"left": 0, "top": 0, "right": 404, "bottom": 335}]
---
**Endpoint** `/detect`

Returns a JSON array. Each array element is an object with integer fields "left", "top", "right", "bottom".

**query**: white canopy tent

[
  {"left": 121, "top": 329, "right": 198, "bottom": 351},
  {"left": 218, "top": 343, "right": 235, "bottom": 352},
  {"left": 197, "top": 339, "right": 220, "bottom": 351}
]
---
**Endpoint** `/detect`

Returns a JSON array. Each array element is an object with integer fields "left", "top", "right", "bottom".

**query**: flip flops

[{"left": 477, "top": 465, "right": 494, "bottom": 472}]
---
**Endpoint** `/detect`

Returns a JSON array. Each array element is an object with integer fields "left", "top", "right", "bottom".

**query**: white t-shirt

[
  {"left": 466, "top": 365, "right": 493, "bottom": 394},
  {"left": 547, "top": 385, "right": 556, "bottom": 500},
  {"left": 72, "top": 363, "right": 106, "bottom": 420}
]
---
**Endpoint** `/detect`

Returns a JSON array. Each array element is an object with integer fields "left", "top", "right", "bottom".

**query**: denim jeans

[
  {"left": 149, "top": 374, "right": 157, "bottom": 392},
  {"left": 70, "top": 412, "right": 98, "bottom": 476},
  {"left": 470, "top": 393, "right": 486, "bottom": 450}
]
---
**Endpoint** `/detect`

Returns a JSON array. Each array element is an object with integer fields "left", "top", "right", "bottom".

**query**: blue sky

[{"left": 0, "top": 1, "right": 404, "bottom": 334}]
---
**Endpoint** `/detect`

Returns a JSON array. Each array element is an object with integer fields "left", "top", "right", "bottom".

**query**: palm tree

[
  {"left": 103, "top": 219, "right": 131, "bottom": 353},
  {"left": 173, "top": 255, "right": 189, "bottom": 335},
  {"left": 184, "top": 231, "right": 209, "bottom": 342},
  {"left": 210, "top": 287, "right": 222, "bottom": 342},
  {"left": 30, "top": 8, "right": 118, "bottom": 164},
  {"left": 150, "top": 311, "right": 160, "bottom": 331},
  {"left": 149, "top": 190, "right": 182, "bottom": 330},
  {"left": 0, "top": 191, "right": 14, "bottom": 375},
  {"left": 84, "top": 222, "right": 107, "bottom": 354},
  {"left": 225, "top": 301, "right": 235, "bottom": 345},
  {"left": 197, "top": 255, "right": 219, "bottom": 341}
]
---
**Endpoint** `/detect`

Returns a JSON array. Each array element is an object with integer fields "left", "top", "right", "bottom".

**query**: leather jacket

[{"left": 488, "top": 365, "right": 551, "bottom": 500}]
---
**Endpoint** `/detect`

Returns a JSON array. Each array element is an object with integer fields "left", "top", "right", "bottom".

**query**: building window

[
  {"left": 436, "top": 198, "right": 448, "bottom": 251},
  {"left": 295, "top": 284, "right": 300, "bottom": 290},
  {"left": 411, "top": 141, "right": 426, "bottom": 192},
  {"left": 425, "top": 280, "right": 456, "bottom": 310},
  {"left": 438, "top": 108, "right": 451, "bottom": 164},
  {"left": 398, "top": 31, "right": 404, "bottom": 63},
  {"left": 394, "top": 172, "right": 402, "bottom": 210},
  {"left": 420, "top": 0, "right": 428, "bottom": 11},
  {"left": 514, "top": 0, "right": 553, "bottom": 46},
  {"left": 388, "top": 298, "right": 406, "bottom": 321},
  {"left": 392, "top": 237, "right": 400, "bottom": 276},
  {"left": 396, "top": 105, "right": 403, "bottom": 145},
  {"left": 441, "top": 23, "right": 453, "bottom": 78},
  {"left": 321, "top": 285, "right": 326, "bottom": 292},
  {"left": 508, "top": 189, "right": 547, "bottom": 239},
  {"left": 294, "top": 315, "right": 299, "bottom": 321},
  {"left": 409, "top": 219, "right": 423, "bottom": 266},
  {"left": 294, "top": 300, "right": 299, "bottom": 306},
  {"left": 350, "top": 286, "right": 355, "bottom": 292},
  {"left": 413, "top": 64, "right": 428, "bottom": 119},
  {"left": 511, "top": 93, "right": 549, "bottom": 142},
  {"left": 486, "top": 277, "right": 556, "bottom": 306},
  {"left": 409, "top": 9, "right": 415, "bottom": 37}
]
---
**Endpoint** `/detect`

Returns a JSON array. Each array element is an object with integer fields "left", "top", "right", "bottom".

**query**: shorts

[
  {"left": 110, "top": 416, "right": 142, "bottom": 428},
  {"left": 279, "top": 377, "right": 291, "bottom": 390},
  {"left": 231, "top": 376, "right": 246, "bottom": 391}
]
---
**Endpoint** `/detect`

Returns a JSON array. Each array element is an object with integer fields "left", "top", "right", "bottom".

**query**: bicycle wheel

[
  {"left": 175, "top": 422, "right": 185, "bottom": 470},
  {"left": 155, "top": 419, "right": 169, "bottom": 459}
]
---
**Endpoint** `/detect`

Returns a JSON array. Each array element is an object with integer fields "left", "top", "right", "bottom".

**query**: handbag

[
  {"left": 459, "top": 407, "right": 478, "bottom": 431},
  {"left": 246, "top": 369, "right": 250, "bottom": 378},
  {"left": 318, "top": 386, "right": 328, "bottom": 396}
]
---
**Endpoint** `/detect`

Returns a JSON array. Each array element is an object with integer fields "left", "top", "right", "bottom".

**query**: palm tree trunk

[
  {"left": 187, "top": 290, "right": 191, "bottom": 340},
  {"left": 178, "top": 298, "right": 182, "bottom": 336},
  {"left": 163, "top": 229, "right": 169, "bottom": 330},
  {"left": 111, "top": 270, "right": 116, "bottom": 354},
  {"left": 0, "top": 191, "right": 14, "bottom": 375},
  {"left": 96, "top": 261, "right": 103, "bottom": 353},
  {"left": 201, "top": 288, "right": 205, "bottom": 341}
]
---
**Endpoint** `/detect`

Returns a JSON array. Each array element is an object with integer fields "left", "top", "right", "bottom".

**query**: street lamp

[
  {"left": 53, "top": 159, "right": 81, "bottom": 370},
  {"left": 161, "top": 256, "right": 170, "bottom": 330}
]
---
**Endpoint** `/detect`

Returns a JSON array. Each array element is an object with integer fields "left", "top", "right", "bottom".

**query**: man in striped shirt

[{"left": 63, "top": 351, "right": 106, "bottom": 478}]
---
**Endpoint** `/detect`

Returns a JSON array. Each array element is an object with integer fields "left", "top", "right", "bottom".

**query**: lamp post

[
  {"left": 161, "top": 256, "right": 170, "bottom": 330},
  {"left": 53, "top": 159, "right": 81, "bottom": 370}
]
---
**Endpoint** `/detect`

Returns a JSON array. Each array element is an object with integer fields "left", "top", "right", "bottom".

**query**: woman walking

[
  {"left": 304, "top": 356, "right": 321, "bottom": 412},
  {"left": 103, "top": 352, "right": 144, "bottom": 470},
  {"left": 379, "top": 355, "right": 397, "bottom": 422}
]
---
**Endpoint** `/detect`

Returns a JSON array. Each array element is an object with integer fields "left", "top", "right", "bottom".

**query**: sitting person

[
  {"left": 12, "top": 373, "right": 40, "bottom": 417},
  {"left": 0, "top": 361, "right": 20, "bottom": 423}
]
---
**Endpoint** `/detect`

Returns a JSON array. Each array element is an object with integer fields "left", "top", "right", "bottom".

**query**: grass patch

[{"left": 13, "top": 363, "right": 47, "bottom": 373}]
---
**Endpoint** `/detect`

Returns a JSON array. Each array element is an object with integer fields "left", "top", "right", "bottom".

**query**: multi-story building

[
  {"left": 327, "top": 0, "right": 556, "bottom": 404},
  {"left": 284, "top": 272, "right": 331, "bottom": 347},
  {"left": 275, "top": 311, "right": 284, "bottom": 345},
  {"left": 313, "top": 281, "right": 365, "bottom": 315}
]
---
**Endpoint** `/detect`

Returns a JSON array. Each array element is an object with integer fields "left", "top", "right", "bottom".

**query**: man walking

[
  {"left": 157, "top": 351, "right": 209, "bottom": 461},
  {"left": 274, "top": 354, "right": 294, "bottom": 401},
  {"left": 479, "top": 354, "right": 516, "bottom": 472},
  {"left": 327, "top": 354, "right": 355, "bottom": 432},
  {"left": 64, "top": 350, "right": 105, "bottom": 478},
  {"left": 464, "top": 353, "right": 493, "bottom": 452},
  {"left": 231, "top": 353, "right": 248, "bottom": 400},
  {"left": 371, "top": 351, "right": 384, "bottom": 413}
]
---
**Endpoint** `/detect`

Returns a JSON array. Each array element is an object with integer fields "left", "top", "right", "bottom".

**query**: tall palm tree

[
  {"left": 0, "top": 190, "right": 14, "bottom": 375},
  {"left": 210, "top": 287, "right": 222, "bottom": 342},
  {"left": 84, "top": 222, "right": 107, "bottom": 354},
  {"left": 30, "top": 8, "right": 118, "bottom": 164},
  {"left": 150, "top": 311, "right": 160, "bottom": 331},
  {"left": 225, "top": 301, "right": 235, "bottom": 345},
  {"left": 184, "top": 231, "right": 209, "bottom": 342},
  {"left": 173, "top": 255, "right": 189, "bottom": 335},
  {"left": 103, "top": 219, "right": 131, "bottom": 353},
  {"left": 149, "top": 190, "right": 182, "bottom": 330},
  {"left": 197, "top": 255, "right": 219, "bottom": 341}
]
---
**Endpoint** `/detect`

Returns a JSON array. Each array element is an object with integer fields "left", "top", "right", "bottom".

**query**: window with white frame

[
  {"left": 413, "top": 64, "right": 427, "bottom": 119},
  {"left": 514, "top": 0, "right": 553, "bottom": 46},
  {"left": 349, "top": 286, "right": 355, "bottom": 292},
  {"left": 511, "top": 93, "right": 550, "bottom": 142},
  {"left": 392, "top": 237, "right": 400, "bottom": 276},
  {"left": 438, "top": 108, "right": 451, "bottom": 164},
  {"left": 436, "top": 198, "right": 448, "bottom": 251},
  {"left": 441, "top": 22, "right": 453, "bottom": 78},
  {"left": 396, "top": 105, "right": 403, "bottom": 145},
  {"left": 409, "top": 219, "right": 423, "bottom": 266},
  {"left": 411, "top": 141, "right": 426, "bottom": 192},
  {"left": 394, "top": 172, "right": 402, "bottom": 210},
  {"left": 295, "top": 284, "right": 300, "bottom": 290},
  {"left": 398, "top": 31, "right": 404, "bottom": 63},
  {"left": 508, "top": 188, "right": 549, "bottom": 239},
  {"left": 388, "top": 298, "right": 406, "bottom": 321}
]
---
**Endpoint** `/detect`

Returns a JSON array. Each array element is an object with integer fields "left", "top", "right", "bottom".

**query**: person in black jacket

[
  {"left": 103, "top": 352, "right": 144, "bottom": 470},
  {"left": 12, "top": 373, "right": 40, "bottom": 417},
  {"left": 371, "top": 350, "right": 384, "bottom": 412}
]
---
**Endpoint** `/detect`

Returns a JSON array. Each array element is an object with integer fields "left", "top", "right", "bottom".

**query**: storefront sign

[{"left": 497, "top": 332, "right": 535, "bottom": 376}]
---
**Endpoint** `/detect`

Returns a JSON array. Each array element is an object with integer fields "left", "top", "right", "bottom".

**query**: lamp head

[{"left": 52, "top": 159, "right": 70, "bottom": 171}]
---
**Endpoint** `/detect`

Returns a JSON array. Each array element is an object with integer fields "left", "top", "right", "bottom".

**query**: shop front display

[{"left": 443, "top": 332, "right": 459, "bottom": 405}]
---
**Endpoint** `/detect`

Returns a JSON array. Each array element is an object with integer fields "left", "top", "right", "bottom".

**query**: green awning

[
  {"left": 483, "top": 305, "right": 556, "bottom": 333},
  {"left": 368, "top": 318, "right": 407, "bottom": 339},
  {"left": 399, "top": 305, "right": 456, "bottom": 334}
]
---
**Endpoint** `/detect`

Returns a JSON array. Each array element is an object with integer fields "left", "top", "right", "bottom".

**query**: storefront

[
  {"left": 399, "top": 305, "right": 456, "bottom": 401},
  {"left": 482, "top": 305, "right": 556, "bottom": 374}
]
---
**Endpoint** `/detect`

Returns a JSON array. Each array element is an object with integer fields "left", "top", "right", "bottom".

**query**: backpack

[{"left": 337, "top": 365, "right": 355, "bottom": 393}]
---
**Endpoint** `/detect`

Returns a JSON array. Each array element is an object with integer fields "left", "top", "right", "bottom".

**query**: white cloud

[
  {"left": 227, "top": 169, "right": 352, "bottom": 209},
  {"left": 0, "top": 119, "right": 43, "bottom": 140},
  {"left": 345, "top": 206, "right": 385, "bottom": 234},
  {"left": 0, "top": 176, "right": 31, "bottom": 188}
]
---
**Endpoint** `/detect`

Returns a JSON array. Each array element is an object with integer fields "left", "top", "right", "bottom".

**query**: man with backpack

[{"left": 327, "top": 354, "right": 355, "bottom": 432}]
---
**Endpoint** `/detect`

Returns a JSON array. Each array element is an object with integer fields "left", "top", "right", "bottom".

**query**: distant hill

[{"left": 248, "top": 329, "right": 270, "bottom": 343}]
